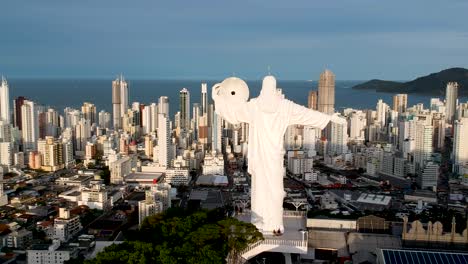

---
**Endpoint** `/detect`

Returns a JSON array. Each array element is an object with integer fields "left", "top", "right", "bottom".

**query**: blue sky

[{"left": 1, "top": 0, "right": 467, "bottom": 80}]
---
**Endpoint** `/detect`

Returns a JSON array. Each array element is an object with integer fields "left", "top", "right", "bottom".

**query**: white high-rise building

[
  {"left": 158, "top": 96, "right": 169, "bottom": 116},
  {"left": 74, "top": 119, "right": 90, "bottom": 153},
  {"left": 53, "top": 208, "right": 82, "bottom": 242},
  {"left": 327, "top": 120, "right": 348, "bottom": 155},
  {"left": 453, "top": 118, "right": 468, "bottom": 175},
  {"left": 201, "top": 83, "right": 208, "bottom": 114},
  {"left": 376, "top": 99, "right": 389, "bottom": 128},
  {"left": 349, "top": 111, "right": 367, "bottom": 142},
  {"left": 303, "top": 126, "right": 318, "bottom": 155},
  {"left": 21, "top": 100, "right": 39, "bottom": 152},
  {"left": 0, "top": 77, "right": 10, "bottom": 124},
  {"left": 414, "top": 122, "right": 433, "bottom": 171},
  {"left": 0, "top": 142, "right": 13, "bottom": 168},
  {"left": 81, "top": 102, "right": 96, "bottom": 125},
  {"left": 64, "top": 107, "right": 81, "bottom": 129},
  {"left": 157, "top": 113, "right": 170, "bottom": 167},
  {"left": 138, "top": 199, "right": 162, "bottom": 226},
  {"left": 212, "top": 112, "right": 223, "bottom": 153},
  {"left": 317, "top": 69, "right": 335, "bottom": 114},
  {"left": 418, "top": 162, "right": 439, "bottom": 190},
  {"left": 142, "top": 105, "right": 152, "bottom": 135},
  {"left": 98, "top": 110, "right": 111, "bottom": 130},
  {"left": 398, "top": 119, "right": 415, "bottom": 151},
  {"left": 392, "top": 94, "right": 408, "bottom": 113},
  {"left": 150, "top": 103, "right": 158, "bottom": 132},
  {"left": 445, "top": 82, "right": 458, "bottom": 123},
  {"left": 179, "top": 88, "right": 190, "bottom": 130}
]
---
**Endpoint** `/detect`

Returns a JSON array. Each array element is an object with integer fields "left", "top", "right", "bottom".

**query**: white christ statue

[{"left": 212, "top": 75, "right": 346, "bottom": 233}]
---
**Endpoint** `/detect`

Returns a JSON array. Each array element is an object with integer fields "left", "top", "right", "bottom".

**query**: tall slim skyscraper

[
  {"left": 201, "top": 83, "right": 208, "bottom": 114},
  {"left": 112, "top": 75, "right": 128, "bottom": 129},
  {"left": 157, "top": 113, "right": 170, "bottom": 167},
  {"left": 414, "top": 122, "right": 433, "bottom": 171},
  {"left": 453, "top": 118, "right": 468, "bottom": 175},
  {"left": 21, "top": 100, "right": 39, "bottom": 152},
  {"left": 13, "top": 96, "right": 26, "bottom": 130},
  {"left": 393, "top": 94, "right": 408, "bottom": 113},
  {"left": 158, "top": 96, "right": 169, "bottom": 117},
  {"left": 445, "top": 82, "right": 458, "bottom": 123},
  {"left": 0, "top": 77, "right": 10, "bottom": 124},
  {"left": 317, "top": 69, "right": 335, "bottom": 114},
  {"left": 308, "top": 90, "right": 318, "bottom": 110},
  {"left": 81, "top": 102, "right": 97, "bottom": 125},
  {"left": 179, "top": 88, "right": 190, "bottom": 130}
]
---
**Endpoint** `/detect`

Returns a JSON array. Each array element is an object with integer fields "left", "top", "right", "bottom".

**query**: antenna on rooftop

[{"left": 268, "top": 65, "right": 271, "bottom": 75}]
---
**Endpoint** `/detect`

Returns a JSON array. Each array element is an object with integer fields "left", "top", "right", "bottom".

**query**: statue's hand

[{"left": 331, "top": 113, "right": 347, "bottom": 125}]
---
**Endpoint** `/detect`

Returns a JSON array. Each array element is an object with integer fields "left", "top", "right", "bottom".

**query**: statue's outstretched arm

[
  {"left": 287, "top": 100, "right": 331, "bottom": 129},
  {"left": 212, "top": 83, "right": 251, "bottom": 125}
]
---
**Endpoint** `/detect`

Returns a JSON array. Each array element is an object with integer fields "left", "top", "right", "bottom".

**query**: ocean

[{"left": 6, "top": 79, "right": 466, "bottom": 118}]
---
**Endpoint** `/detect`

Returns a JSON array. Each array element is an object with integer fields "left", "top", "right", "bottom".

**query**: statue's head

[
  {"left": 258, "top": 75, "right": 281, "bottom": 113},
  {"left": 212, "top": 77, "right": 249, "bottom": 104}
]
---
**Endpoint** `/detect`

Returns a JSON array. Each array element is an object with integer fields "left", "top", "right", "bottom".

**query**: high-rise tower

[
  {"left": 179, "top": 88, "right": 190, "bottom": 130},
  {"left": 81, "top": 102, "right": 97, "bottom": 125},
  {"left": 453, "top": 118, "right": 468, "bottom": 175},
  {"left": 393, "top": 94, "right": 408, "bottom": 113},
  {"left": 21, "top": 100, "right": 39, "bottom": 152},
  {"left": 158, "top": 96, "right": 169, "bottom": 117},
  {"left": 112, "top": 75, "right": 128, "bottom": 129},
  {"left": 317, "top": 69, "right": 335, "bottom": 115},
  {"left": 0, "top": 77, "right": 10, "bottom": 124},
  {"left": 445, "top": 82, "right": 458, "bottom": 123},
  {"left": 13, "top": 96, "right": 27, "bottom": 130},
  {"left": 308, "top": 90, "right": 318, "bottom": 110},
  {"left": 201, "top": 83, "right": 208, "bottom": 114}
]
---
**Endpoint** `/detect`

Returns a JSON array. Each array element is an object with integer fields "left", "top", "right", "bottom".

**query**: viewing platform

[{"left": 231, "top": 210, "right": 308, "bottom": 263}]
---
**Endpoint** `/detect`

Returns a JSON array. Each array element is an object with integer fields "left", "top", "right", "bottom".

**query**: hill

[{"left": 352, "top": 68, "right": 468, "bottom": 96}]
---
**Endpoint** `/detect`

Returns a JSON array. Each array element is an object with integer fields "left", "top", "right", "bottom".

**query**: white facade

[
  {"left": 453, "top": 118, "right": 468, "bottom": 175},
  {"left": 79, "top": 185, "right": 108, "bottom": 210},
  {"left": 110, "top": 156, "right": 132, "bottom": 184},
  {"left": 21, "top": 100, "right": 39, "bottom": 152},
  {"left": 202, "top": 151, "right": 224, "bottom": 175},
  {"left": 165, "top": 167, "right": 190, "bottom": 186},
  {"left": 156, "top": 113, "right": 170, "bottom": 167},
  {"left": 0, "top": 141, "right": 13, "bottom": 167},
  {"left": 27, "top": 240, "right": 75, "bottom": 264},
  {"left": 98, "top": 110, "right": 111, "bottom": 130},
  {"left": 201, "top": 83, "right": 208, "bottom": 114},
  {"left": 53, "top": 208, "right": 82, "bottom": 242},
  {"left": 418, "top": 162, "right": 439, "bottom": 190},
  {"left": 288, "top": 155, "right": 314, "bottom": 176},
  {"left": 0, "top": 77, "right": 9, "bottom": 124},
  {"left": 138, "top": 199, "right": 162, "bottom": 226},
  {"left": 376, "top": 99, "right": 389, "bottom": 128},
  {"left": 445, "top": 82, "right": 458, "bottom": 123},
  {"left": 349, "top": 110, "right": 366, "bottom": 141},
  {"left": 327, "top": 121, "right": 348, "bottom": 155},
  {"left": 414, "top": 122, "right": 433, "bottom": 171}
]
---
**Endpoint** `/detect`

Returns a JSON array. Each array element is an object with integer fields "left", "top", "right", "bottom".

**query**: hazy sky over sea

[{"left": 1, "top": 0, "right": 467, "bottom": 80}]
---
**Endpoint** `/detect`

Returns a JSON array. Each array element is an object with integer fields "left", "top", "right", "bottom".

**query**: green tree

[
  {"left": 86, "top": 208, "right": 262, "bottom": 264},
  {"left": 99, "top": 167, "right": 111, "bottom": 185}
]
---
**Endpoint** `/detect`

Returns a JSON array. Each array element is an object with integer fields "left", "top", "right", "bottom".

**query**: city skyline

[
  {"left": 1, "top": 1, "right": 468, "bottom": 80},
  {"left": 2, "top": 2, "right": 468, "bottom": 263}
]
